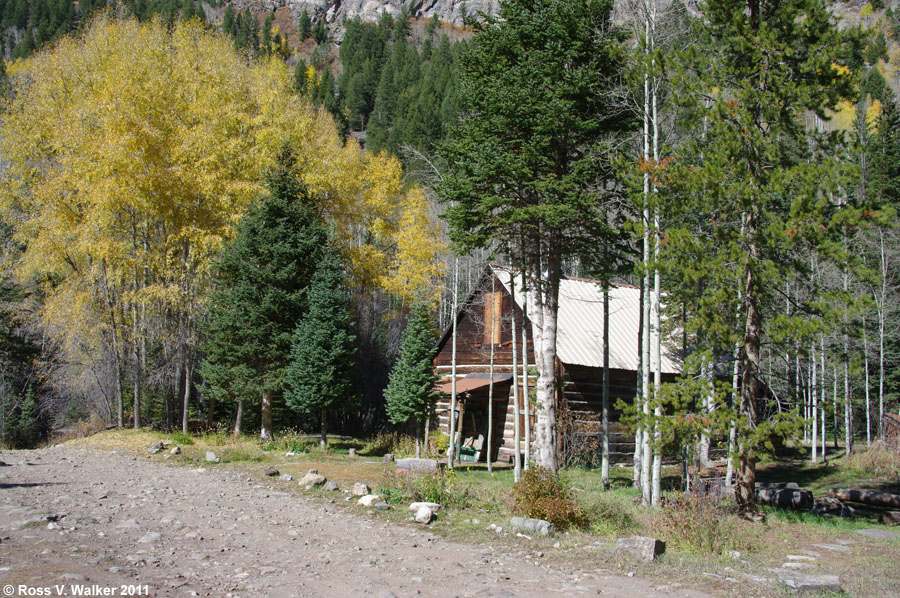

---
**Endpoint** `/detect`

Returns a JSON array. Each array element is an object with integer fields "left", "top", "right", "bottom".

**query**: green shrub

[
  {"left": 650, "top": 493, "right": 758, "bottom": 555},
  {"left": 583, "top": 491, "right": 638, "bottom": 534},
  {"left": 262, "top": 435, "right": 314, "bottom": 453},
  {"left": 511, "top": 467, "right": 588, "bottom": 530},
  {"left": 170, "top": 432, "right": 194, "bottom": 446}
]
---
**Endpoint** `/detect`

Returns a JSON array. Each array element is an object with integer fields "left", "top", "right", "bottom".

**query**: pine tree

[
  {"left": 200, "top": 145, "right": 327, "bottom": 440},
  {"left": 384, "top": 301, "right": 439, "bottom": 457},
  {"left": 299, "top": 9, "right": 311, "bottom": 40},
  {"left": 312, "top": 19, "right": 327, "bottom": 44},
  {"left": 662, "top": 0, "right": 860, "bottom": 514},
  {"left": 439, "top": 0, "right": 631, "bottom": 471},
  {"left": 285, "top": 249, "right": 358, "bottom": 447}
]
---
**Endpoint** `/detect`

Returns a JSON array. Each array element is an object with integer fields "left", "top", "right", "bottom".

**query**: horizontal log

[{"left": 828, "top": 488, "right": 900, "bottom": 508}]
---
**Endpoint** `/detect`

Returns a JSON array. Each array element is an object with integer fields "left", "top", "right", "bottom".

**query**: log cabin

[{"left": 433, "top": 265, "right": 682, "bottom": 465}]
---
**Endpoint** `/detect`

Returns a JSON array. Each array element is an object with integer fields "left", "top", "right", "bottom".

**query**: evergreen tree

[
  {"left": 384, "top": 301, "right": 439, "bottom": 456},
  {"left": 312, "top": 19, "right": 327, "bottom": 44},
  {"left": 439, "top": 0, "right": 631, "bottom": 471},
  {"left": 200, "top": 145, "right": 327, "bottom": 440},
  {"left": 285, "top": 249, "right": 358, "bottom": 447},
  {"left": 662, "top": 0, "right": 860, "bottom": 514},
  {"left": 298, "top": 9, "right": 311, "bottom": 40}
]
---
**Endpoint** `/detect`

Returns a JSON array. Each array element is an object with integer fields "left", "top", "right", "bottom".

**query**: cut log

[{"left": 828, "top": 489, "right": 900, "bottom": 509}]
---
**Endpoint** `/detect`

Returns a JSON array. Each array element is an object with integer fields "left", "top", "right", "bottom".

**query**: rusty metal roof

[
  {"left": 436, "top": 373, "right": 513, "bottom": 394},
  {"left": 493, "top": 267, "right": 680, "bottom": 374}
]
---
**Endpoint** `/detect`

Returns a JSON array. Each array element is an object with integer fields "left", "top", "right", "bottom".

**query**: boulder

[
  {"left": 374, "top": 502, "right": 391, "bottom": 511},
  {"left": 776, "top": 572, "right": 841, "bottom": 592},
  {"left": 205, "top": 451, "right": 220, "bottom": 463},
  {"left": 147, "top": 442, "right": 164, "bottom": 454},
  {"left": 881, "top": 511, "right": 900, "bottom": 526},
  {"left": 395, "top": 458, "right": 437, "bottom": 473},
  {"left": 383, "top": 453, "right": 394, "bottom": 464},
  {"left": 813, "top": 497, "right": 855, "bottom": 518},
  {"left": 509, "top": 516, "right": 553, "bottom": 537},
  {"left": 264, "top": 466, "right": 280, "bottom": 477},
  {"left": 322, "top": 480, "right": 340, "bottom": 492},
  {"left": 298, "top": 472, "right": 327, "bottom": 488},
  {"left": 352, "top": 482, "right": 370, "bottom": 497},
  {"left": 358, "top": 494, "right": 382, "bottom": 507},
  {"left": 409, "top": 502, "right": 441, "bottom": 514},
  {"left": 756, "top": 486, "right": 814, "bottom": 510},
  {"left": 617, "top": 536, "right": 666, "bottom": 562},
  {"left": 169, "top": 446, "right": 181, "bottom": 455},
  {"left": 414, "top": 505, "right": 434, "bottom": 524}
]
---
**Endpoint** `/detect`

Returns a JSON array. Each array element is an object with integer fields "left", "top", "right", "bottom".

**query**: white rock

[
  {"left": 358, "top": 494, "right": 382, "bottom": 507},
  {"left": 351, "top": 482, "right": 370, "bottom": 496},
  {"left": 409, "top": 502, "right": 441, "bottom": 513},
  {"left": 205, "top": 451, "right": 220, "bottom": 463},
  {"left": 414, "top": 505, "right": 433, "bottom": 524}
]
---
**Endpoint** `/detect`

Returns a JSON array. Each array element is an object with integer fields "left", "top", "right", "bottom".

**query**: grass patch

[{"left": 169, "top": 432, "right": 194, "bottom": 445}]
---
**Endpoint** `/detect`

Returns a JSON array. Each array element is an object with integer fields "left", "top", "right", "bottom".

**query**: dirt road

[{"left": 0, "top": 446, "right": 709, "bottom": 598}]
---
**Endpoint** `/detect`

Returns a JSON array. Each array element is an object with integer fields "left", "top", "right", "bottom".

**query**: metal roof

[{"left": 493, "top": 267, "right": 681, "bottom": 375}]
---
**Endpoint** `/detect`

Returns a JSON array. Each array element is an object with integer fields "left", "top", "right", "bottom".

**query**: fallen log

[{"left": 828, "top": 489, "right": 900, "bottom": 509}]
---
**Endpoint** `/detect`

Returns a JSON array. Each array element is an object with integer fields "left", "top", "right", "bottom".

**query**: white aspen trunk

[
  {"left": 260, "top": 390, "right": 273, "bottom": 442},
  {"left": 181, "top": 358, "right": 192, "bottom": 435},
  {"left": 811, "top": 344, "right": 818, "bottom": 463},
  {"left": 521, "top": 270, "right": 532, "bottom": 470},
  {"left": 863, "top": 319, "right": 871, "bottom": 447},
  {"left": 511, "top": 273, "right": 522, "bottom": 483},
  {"left": 833, "top": 364, "right": 839, "bottom": 450},
  {"left": 633, "top": 280, "right": 644, "bottom": 488},
  {"left": 879, "top": 228, "right": 886, "bottom": 438},
  {"left": 820, "top": 335, "right": 826, "bottom": 462},
  {"left": 726, "top": 352, "right": 738, "bottom": 486},
  {"left": 448, "top": 257, "right": 459, "bottom": 469},
  {"left": 527, "top": 251, "right": 560, "bottom": 472},
  {"left": 601, "top": 280, "right": 610, "bottom": 490},
  {"left": 233, "top": 399, "right": 244, "bottom": 436},
  {"left": 487, "top": 276, "right": 496, "bottom": 472},
  {"left": 650, "top": 20, "right": 662, "bottom": 505},
  {"left": 640, "top": 14, "right": 652, "bottom": 507}
]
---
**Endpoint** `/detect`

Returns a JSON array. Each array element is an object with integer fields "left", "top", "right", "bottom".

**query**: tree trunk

[
  {"left": 181, "top": 358, "right": 192, "bottom": 435},
  {"left": 879, "top": 228, "right": 886, "bottom": 438},
  {"left": 601, "top": 280, "right": 610, "bottom": 490},
  {"left": 510, "top": 273, "right": 522, "bottom": 483},
  {"left": 634, "top": 281, "right": 644, "bottom": 489},
  {"left": 487, "top": 276, "right": 496, "bottom": 473},
  {"left": 811, "top": 344, "right": 818, "bottom": 463},
  {"left": 448, "top": 257, "right": 459, "bottom": 469},
  {"left": 260, "top": 391, "right": 273, "bottom": 441},
  {"left": 736, "top": 212, "right": 761, "bottom": 515},
  {"left": 415, "top": 423, "right": 422, "bottom": 459},
  {"left": 320, "top": 407, "right": 327, "bottom": 448},
  {"left": 233, "top": 399, "right": 244, "bottom": 436},
  {"left": 521, "top": 269, "right": 531, "bottom": 470},
  {"left": 534, "top": 256, "right": 560, "bottom": 472},
  {"left": 863, "top": 319, "right": 871, "bottom": 447}
]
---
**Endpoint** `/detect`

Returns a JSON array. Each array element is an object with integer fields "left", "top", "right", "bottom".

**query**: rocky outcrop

[{"left": 230, "top": 0, "right": 500, "bottom": 28}]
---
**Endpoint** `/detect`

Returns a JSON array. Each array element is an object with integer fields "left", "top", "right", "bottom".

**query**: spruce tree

[
  {"left": 662, "top": 0, "right": 860, "bottom": 514},
  {"left": 200, "top": 145, "right": 327, "bottom": 440},
  {"left": 285, "top": 249, "right": 358, "bottom": 447},
  {"left": 298, "top": 10, "right": 311, "bottom": 40},
  {"left": 384, "top": 301, "right": 439, "bottom": 457}
]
